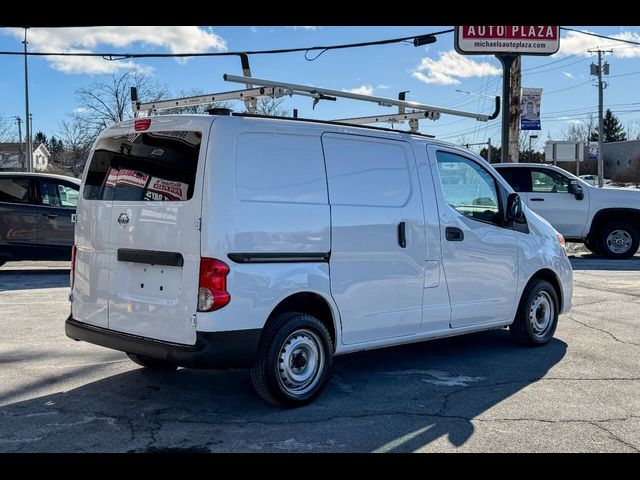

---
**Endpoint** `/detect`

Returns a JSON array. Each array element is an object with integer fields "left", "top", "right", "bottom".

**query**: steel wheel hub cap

[
  {"left": 606, "top": 230, "right": 632, "bottom": 254},
  {"left": 278, "top": 329, "right": 325, "bottom": 396},
  {"left": 529, "top": 291, "right": 553, "bottom": 338}
]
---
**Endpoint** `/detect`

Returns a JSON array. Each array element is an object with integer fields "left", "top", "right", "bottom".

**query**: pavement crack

[
  {"left": 565, "top": 314, "right": 640, "bottom": 347},
  {"left": 588, "top": 421, "right": 639, "bottom": 452}
]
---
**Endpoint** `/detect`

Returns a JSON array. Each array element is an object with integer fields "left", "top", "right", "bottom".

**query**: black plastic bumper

[{"left": 65, "top": 316, "right": 261, "bottom": 369}]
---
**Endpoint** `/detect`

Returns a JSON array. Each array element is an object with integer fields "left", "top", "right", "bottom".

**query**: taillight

[
  {"left": 70, "top": 244, "right": 77, "bottom": 289},
  {"left": 134, "top": 118, "right": 151, "bottom": 131},
  {"left": 198, "top": 258, "right": 230, "bottom": 312}
]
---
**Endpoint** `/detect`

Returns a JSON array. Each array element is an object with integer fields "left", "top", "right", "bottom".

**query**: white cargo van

[{"left": 67, "top": 112, "right": 573, "bottom": 407}]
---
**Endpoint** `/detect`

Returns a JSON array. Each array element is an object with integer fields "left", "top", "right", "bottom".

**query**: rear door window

[
  {"left": 83, "top": 131, "right": 202, "bottom": 201},
  {"left": 0, "top": 177, "right": 32, "bottom": 204}
]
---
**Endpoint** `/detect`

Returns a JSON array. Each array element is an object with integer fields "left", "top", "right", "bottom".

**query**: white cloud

[
  {"left": 562, "top": 71, "right": 576, "bottom": 79},
  {"left": 343, "top": 85, "right": 374, "bottom": 95},
  {"left": 73, "top": 107, "right": 88, "bottom": 114},
  {"left": 411, "top": 50, "right": 500, "bottom": 85},
  {"left": 287, "top": 26, "right": 318, "bottom": 31},
  {"left": 558, "top": 30, "right": 640, "bottom": 57},
  {"left": 376, "top": 84, "right": 391, "bottom": 90},
  {"left": 2, "top": 26, "right": 227, "bottom": 75}
]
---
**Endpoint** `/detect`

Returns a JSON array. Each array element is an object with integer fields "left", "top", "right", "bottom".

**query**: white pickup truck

[{"left": 494, "top": 163, "right": 640, "bottom": 259}]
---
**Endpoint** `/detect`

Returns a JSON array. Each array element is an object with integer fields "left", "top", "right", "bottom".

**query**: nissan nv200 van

[{"left": 66, "top": 113, "right": 573, "bottom": 407}]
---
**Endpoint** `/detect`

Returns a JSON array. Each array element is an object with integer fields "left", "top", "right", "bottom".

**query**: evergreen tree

[
  {"left": 589, "top": 109, "right": 627, "bottom": 143},
  {"left": 33, "top": 131, "right": 47, "bottom": 145}
]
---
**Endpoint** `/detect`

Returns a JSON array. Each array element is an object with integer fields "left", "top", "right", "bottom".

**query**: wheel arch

[
  {"left": 264, "top": 291, "right": 339, "bottom": 352},
  {"left": 524, "top": 269, "right": 563, "bottom": 312},
  {"left": 588, "top": 208, "right": 640, "bottom": 240}
]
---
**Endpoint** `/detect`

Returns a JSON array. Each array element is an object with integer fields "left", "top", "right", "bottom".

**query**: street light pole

[{"left": 22, "top": 27, "right": 32, "bottom": 173}]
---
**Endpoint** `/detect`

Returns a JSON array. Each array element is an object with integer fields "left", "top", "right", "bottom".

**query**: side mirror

[
  {"left": 568, "top": 180, "right": 584, "bottom": 200},
  {"left": 505, "top": 192, "right": 525, "bottom": 223}
]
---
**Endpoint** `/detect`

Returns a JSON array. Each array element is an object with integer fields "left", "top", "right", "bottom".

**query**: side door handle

[
  {"left": 445, "top": 226, "right": 464, "bottom": 242},
  {"left": 530, "top": 198, "right": 545, "bottom": 202},
  {"left": 42, "top": 213, "right": 58, "bottom": 219},
  {"left": 397, "top": 221, "right": 407, "bottom": 248}
]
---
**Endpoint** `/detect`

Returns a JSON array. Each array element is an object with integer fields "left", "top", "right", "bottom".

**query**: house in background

[{"left": 0, "top": 142, "right": 50, "bottom": 172}]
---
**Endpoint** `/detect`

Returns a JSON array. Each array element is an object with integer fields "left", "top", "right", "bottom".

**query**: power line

[
  {"left": 561, "top": 27, "right": 640, "bottom": 47},
  {"left": 0, "top": 29, "right": 454, "bottom": 60}
]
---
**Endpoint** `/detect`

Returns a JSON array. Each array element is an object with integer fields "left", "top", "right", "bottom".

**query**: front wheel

[
  {"left": 250, "top": 313, "right": 333, "bottom": 408},
  {"left": 596, "top": 222, "right": 639, "bottom": 259},
  {"left": 510, "top": 279, "right": 559, "bottom": 346},
  {"left": 126, "top": 352, "right": 178, "bottom": 371}
]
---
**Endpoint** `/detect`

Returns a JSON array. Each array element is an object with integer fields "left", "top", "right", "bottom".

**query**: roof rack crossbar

[{"left": 223, "top": 74, "right": 500, "bottom": 122}]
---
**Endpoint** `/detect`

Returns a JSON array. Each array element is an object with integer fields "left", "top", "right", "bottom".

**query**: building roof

[{"left": 0, "top": 142, "right": 49, "bottom": 156}]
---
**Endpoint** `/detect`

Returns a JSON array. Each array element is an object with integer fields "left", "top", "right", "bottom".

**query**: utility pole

[
  {"left": 508, "top": 55, "right": 522, "bottom": 163},
  {"left": 15, "top": 116, "right": 24, "bottom": 171},
  {"left": 23, "top": 27, "right": 33, "bottom": 173},
  {"left": 589, "top": 49, "right": 611, "bottom": 188},
  {"left": 496, "top": 54, "right": 521, "bottom": 163}
]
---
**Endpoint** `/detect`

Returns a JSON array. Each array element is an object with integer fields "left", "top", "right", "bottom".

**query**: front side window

[
  {"left": 37, "top": 180, "right": 79, "bottom": 208},
  {"left": 83, "top": 131, "right": 202, "bottom": 201},
  {"left": 436, "top": 151, "right": 501, "bottom": 225},
  {"left": 531, "top": 169, "right": 569, "bottom": 193},
  {"left": 0, "top": 178, "right": 31, "bottom": 204}
]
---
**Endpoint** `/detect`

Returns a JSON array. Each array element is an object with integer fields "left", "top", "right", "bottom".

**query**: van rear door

[{"left": 79, "top": 118, "right": 211, "bottom": 345}]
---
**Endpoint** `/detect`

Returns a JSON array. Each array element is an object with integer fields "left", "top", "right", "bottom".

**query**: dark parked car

[{"left": 0, "top": 172, "right": 80, "bottom": 265}]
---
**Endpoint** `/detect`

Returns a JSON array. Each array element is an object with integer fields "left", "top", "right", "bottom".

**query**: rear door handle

[
  {"left": 530, "top": 198, "right": 545, "bottom": 202},
  {"left": 42, "top": 213, "right": 58, "bottom": 219},
  {"left": 397, "top": 222, "right": 407, "bottom": 248},
  {"left": 445, "top": 226, "right": 464, "bottom": 242}
]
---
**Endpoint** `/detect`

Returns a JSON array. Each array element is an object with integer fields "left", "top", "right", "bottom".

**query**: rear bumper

[{"left": 65, "top": 316, "right": 261, "bottom": 369}]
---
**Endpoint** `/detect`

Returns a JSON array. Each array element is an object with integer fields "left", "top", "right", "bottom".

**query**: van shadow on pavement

[
  {"left": 0, "top": 270, "right": 70, "bottom": 292},
  {"left": 0, "top": 329, "right": 566, "bottom": 452}
]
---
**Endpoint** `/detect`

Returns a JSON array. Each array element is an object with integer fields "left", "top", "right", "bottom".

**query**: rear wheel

[
  {"left": 126, "top": 353, "right": 178, "bottom": 371},
  {"left": 510, "top": 279, "right": 559, "bottom": 346},
  {"left": 596, "top": 222, "right": 639, "bottom": 259},
  {"left": 250, "top": 313, "right": 333, "bottom": 408}
]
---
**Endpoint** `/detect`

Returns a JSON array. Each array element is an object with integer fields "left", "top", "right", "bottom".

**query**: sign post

[{"left": 455, "top": 27, "right": 560, "bottom": 163}]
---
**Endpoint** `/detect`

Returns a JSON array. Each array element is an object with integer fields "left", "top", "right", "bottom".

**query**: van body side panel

[
  {"left": 322, "top": 133, "right": 426, "bottom": 344},
  {"left": 198, "top": 117, "right": 334, "bottom": 333},
  {"left": 412, "top": 142, "right": 451, "bottom": 332}
]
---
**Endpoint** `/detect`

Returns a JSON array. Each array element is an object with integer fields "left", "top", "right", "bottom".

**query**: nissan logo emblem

[{"left": 117, "top": 212, "right": 130, "bottom": 228}]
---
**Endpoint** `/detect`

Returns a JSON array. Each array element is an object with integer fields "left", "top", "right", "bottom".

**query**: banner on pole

[
  {"left": 521, "top": 88, "right": 542, "bottom": 131},
  {"left": 588, "top": 141, "right": 599, "bottom": 160}
]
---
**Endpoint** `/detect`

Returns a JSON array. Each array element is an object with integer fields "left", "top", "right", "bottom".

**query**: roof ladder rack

[{"left": 131, "top": 56, "right": 500, "bottom": 134}]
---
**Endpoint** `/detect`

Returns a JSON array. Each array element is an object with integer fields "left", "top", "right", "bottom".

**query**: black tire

[
  {"left": 583, "top": 238, "right": 601, "bottom": 256},
  {"left": 510, "top": 279, "right": 559, "bottom": 346},
  {"left": 250, "top": 313, "right": 333, "bottom": 408},
  {"left": 596, "top": 222, "right": 640, "bottom": 259},
  {"left": 126, "top": 352, "right": 178, "bottom": 371}
]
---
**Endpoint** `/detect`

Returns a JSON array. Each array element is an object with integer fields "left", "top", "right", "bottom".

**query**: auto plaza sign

[{"left": 455, "top": 26, "right": 560, "bottom": 55}]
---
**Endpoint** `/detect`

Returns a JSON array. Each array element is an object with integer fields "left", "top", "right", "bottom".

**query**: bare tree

[
  {"left": 0, "top": 116, "right": 17, "bottom": 142},
  {"left": 561, "top": 114, "right": 596, "bottom": 143},
  {"left": 53, "top": 114, "right": 95, "bottom": 177},
  {"left": 76, "top": 72, "right": 169, "bottom": 135},
  {"left": 252, "top": 97, "right": 290, "bottom": 116}
]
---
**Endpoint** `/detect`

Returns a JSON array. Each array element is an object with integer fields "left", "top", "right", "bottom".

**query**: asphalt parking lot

[{"left": 0, "top": 251, "right": 639, "bottom": 453}]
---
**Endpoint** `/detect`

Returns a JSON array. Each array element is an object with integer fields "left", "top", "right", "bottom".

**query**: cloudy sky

[{"left": 1, "top": 25, "right": 640, "bottom": 152}]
